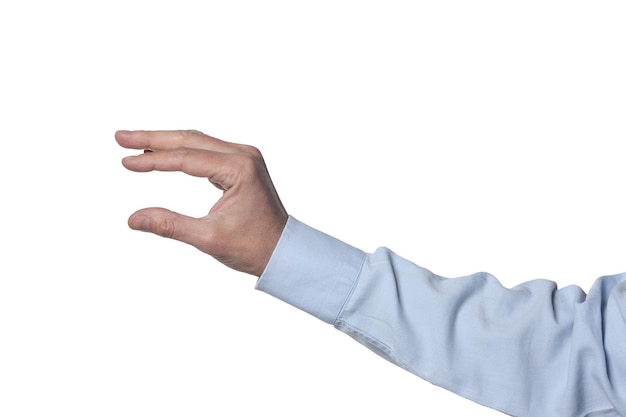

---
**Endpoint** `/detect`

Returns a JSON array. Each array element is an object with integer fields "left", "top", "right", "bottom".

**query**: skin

[{"left": 115, "top": 129, "right": 289, "bottom": 276}]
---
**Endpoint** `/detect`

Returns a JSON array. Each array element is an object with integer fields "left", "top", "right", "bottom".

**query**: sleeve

[{"left": 256, "top": 216, "right": 626, "bottom": 417}]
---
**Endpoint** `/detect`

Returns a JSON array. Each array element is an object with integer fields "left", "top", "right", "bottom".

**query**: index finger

[
  {"left": 122, "top": 147, "right": 250, "bottom": 191},
  {"left": 115, "top": 129, "right": 241, "bottom": 153}
]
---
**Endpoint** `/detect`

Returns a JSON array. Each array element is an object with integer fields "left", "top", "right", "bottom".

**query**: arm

[
  {"left": 117, "top": 130, "right": 626, "bottom": 417},
  {"left": 259, "top": 217, "right": 626, "bottom": 417}
]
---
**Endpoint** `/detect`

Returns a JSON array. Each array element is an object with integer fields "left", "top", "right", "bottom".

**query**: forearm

[{"left": 257, "top": 216, "right": 626, "bottom": 417}]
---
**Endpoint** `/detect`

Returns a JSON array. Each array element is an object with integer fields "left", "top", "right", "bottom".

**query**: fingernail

[
  {"left": 131, "top": 215, "right": 150, "bottom": 232},
  {"left": 121, "top": 156, "right": 137, "bottom": 167},
  {"left": 139, "top": 216, "right": 150, "bottom": 231}
]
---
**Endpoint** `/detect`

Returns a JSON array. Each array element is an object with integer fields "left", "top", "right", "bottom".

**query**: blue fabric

[{"left": 257, "top": 216, "right": 626, "bottom": 417}]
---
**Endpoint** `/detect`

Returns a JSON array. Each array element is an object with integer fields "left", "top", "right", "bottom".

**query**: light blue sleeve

[{"left": 256, "top": 216, "right": 626, "bottom": 417}]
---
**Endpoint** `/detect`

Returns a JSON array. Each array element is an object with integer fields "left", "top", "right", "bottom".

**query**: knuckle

[
  {"left": 240, "top": 144, "right": 263, "bottom": 160},
  {"left": 155, "top": 216, "right": 176, "bottom": 239},
  {"left": 175, "top": 147, "right": 190, "bottom": 157},
  {"left": 178, "top": 129, "right": 204, "bottom": 138},
  {"left": 197, "top": 227, "right": 219, "bottom": 254},
  {"left": 177, "top": 129, "right": 204, "bottom": 146},
  {"left": 234, "top": 152, "right": 260, "bottom": 176}
]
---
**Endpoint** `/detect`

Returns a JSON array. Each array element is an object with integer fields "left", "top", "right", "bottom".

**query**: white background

[{"left": 1, "top": 1, "right": 625, "bottom": 416}]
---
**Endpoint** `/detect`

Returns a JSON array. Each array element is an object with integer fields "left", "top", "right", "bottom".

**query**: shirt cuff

[{"left": 256, "top": 216, "right": 367, "bottom": 324}]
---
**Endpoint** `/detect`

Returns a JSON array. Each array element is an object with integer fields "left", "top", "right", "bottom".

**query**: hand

[{"left": 116, "top": 130, "right": 289, "bottom": 276}]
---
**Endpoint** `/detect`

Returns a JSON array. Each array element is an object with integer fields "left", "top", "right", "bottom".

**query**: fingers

[
  {"left": 118, "top": 129, "right": 288, "bottom": 276},
  {"left": 122, "top": 147, "right": 251, "bottom": 189},
  {"left": 128, "top": 207, "right": 212, "bottom": 249},
  {"left": 115, "top": 129, "right": 248, "bottom": 154}
]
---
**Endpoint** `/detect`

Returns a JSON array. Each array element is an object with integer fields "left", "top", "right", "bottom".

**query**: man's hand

[{"left": 116, "top": 130, "right": 288, "bottom": 276}]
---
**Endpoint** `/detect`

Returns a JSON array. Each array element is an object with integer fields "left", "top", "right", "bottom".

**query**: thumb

[{"left": 128, "top": 207, "right": 209, "bottom": 247}]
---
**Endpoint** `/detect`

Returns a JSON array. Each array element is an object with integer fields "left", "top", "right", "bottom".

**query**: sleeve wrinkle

[
  {"left": 338, "top": 247, "right": 626, "bottom": 417},
  {"left": 257, "top": 218, "right": 626, "bottom": 416}
]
